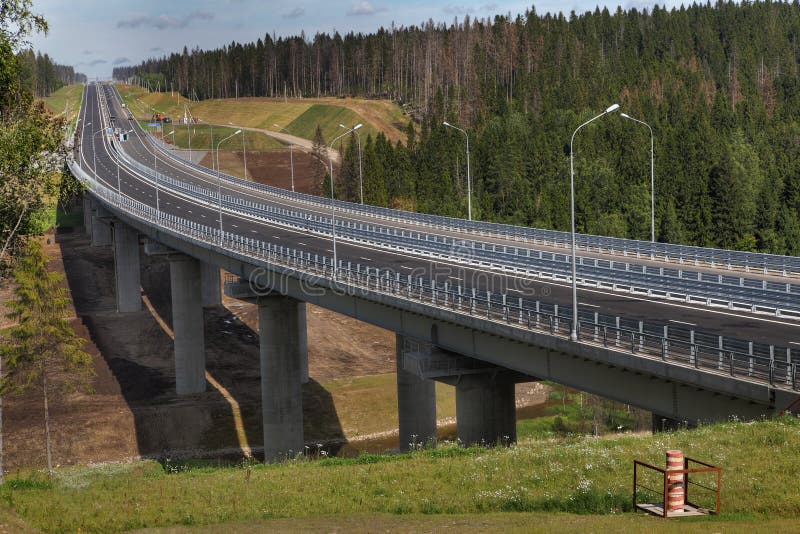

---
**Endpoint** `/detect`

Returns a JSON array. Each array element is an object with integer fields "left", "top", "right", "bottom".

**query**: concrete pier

[
  {"left": 200, "top": 262, "right": 221, "bottom": 307},
  {"left": 455, "top": 373, "right": 516, "bottom": 446},
  {"left": 170, "top": 256, "right": 206, "bottom": 394},
  {"left": 298, "top": 302, "right": 309, "bottom": 384},
  {"left": 258, "top": 295, "right": 304, "bottom": 462},
  {"left": 396, "top": 335, "right": 437, "bottom": 451},
  {"left": 83, "top": 196, "right": 93, "bottom": 237},
  {"left": 112, "top": 223, "right": 141, "bottom": 312},
  {"left": 91, "top": 203, "right": 112, "bottom": 246}
]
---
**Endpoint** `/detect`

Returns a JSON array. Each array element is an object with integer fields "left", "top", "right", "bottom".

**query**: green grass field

[
  {"left": 2, "top": 417, "right": 797, "bottom": 532},
  {"left": 148, "top": 123, "right": 285, "bottom": 152}
]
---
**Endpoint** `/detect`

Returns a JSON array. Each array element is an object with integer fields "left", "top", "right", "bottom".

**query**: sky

[{"left": 28, "top": 0, "right": 683, "bottom": 80}]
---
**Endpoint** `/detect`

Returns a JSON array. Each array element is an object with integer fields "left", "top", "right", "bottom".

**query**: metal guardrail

[
  {"left": 70, "top": 159, "right": 799, "bottom": 393},
  {"left": 109, "top": 138, "right": 800, "bottom": 318}
]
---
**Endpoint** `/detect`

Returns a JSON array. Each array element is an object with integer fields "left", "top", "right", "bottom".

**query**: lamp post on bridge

[
  {"left": 328, "top": 124, "right": 363, "bottom": 278},
  {"left": 339, "top": 123, "right": 364, "bottom": 204},
  {"left": 620, "top": 113, "right": 656, "bottom": 243},
  {"left": 569, "top": 103, "right": 620, "bottom": 342},
  {"left": 443, "top": 121, "right": 472, "bottom": 221},
  {"left": 273, "top": 123, "right": 295, "bottom": 192},
  {"left": 215, "top": 129, "right": 242, "bottom": 239}
]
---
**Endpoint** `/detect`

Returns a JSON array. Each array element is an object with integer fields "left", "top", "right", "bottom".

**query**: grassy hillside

[
  {"left": 287, "top": 103, "right": 379, "bottom": 145},
  {"left": 2, "top": 417, "right": 797, "bottom": 532},
  {"left": 116, "top": 84, "right": 406, "bottom": 144}
]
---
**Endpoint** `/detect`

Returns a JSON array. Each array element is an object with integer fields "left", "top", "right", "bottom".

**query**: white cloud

[
  {"left": 116, "top": 11, "right": 214, "bottom": 30},
  {"left": 283, "top": 7, "right": 305, "bottom": 19},
  {"left": 346, "top": 1, "right": 386, "bottom": 16}
]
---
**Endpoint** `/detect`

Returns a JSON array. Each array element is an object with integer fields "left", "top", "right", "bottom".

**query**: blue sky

[{"left": 29, "top": 0, "right": 679, "bottom": 80}]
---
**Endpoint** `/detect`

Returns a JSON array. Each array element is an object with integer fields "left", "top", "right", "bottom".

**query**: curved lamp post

[
  {"left": 443, "top": 121, "right": 472, "bottom": 220},
  {"left": 569, "top": 103, "right": 620, "bottom": 341},
  {"left": 329, "top": 124, "right": 363, "bottom": 277},
  {"left": 215, "top": 130, "right": 242, "bottom": 238},
  {"left": 620, "top": 113, "right": 655, "bottom": 243}
]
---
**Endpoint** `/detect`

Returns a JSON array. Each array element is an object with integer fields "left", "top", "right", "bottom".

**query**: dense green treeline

[
  {"left": 119, "top": 2, "right": 800, "bottom": 254},
  {"left": 16, "top": 49, "right": 85, "bottom": 98}
]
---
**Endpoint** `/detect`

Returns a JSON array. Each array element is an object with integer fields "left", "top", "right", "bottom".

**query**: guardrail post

[
  {"left": 638, "top": 321, "right": 644, "bottom": 352},
  {"left": 518, "top": 297, "right": 523, "bottom": 324},
  {"left": 553, "top": 304, "right": 559, "bottom": 331},
  {"left": 471, "top": 288, "right": 476, "bottom": 314},
  {"left": 443, "top": 282, "right": 448, "bottom": 307},
  {"left": 748, "top": 341, "right": 754, "bottom": 377},
  {"left": 486, "top": 291, "right": 492, "bottom": 318},
  {"left": 718, "top": 336, "right": 724, "bottom": 370},
  {"left": 593, "top": 312, "right": 599, "bottom": 342},
  {"left": 729, "top": 352, "right": 735, "bottom": 376},
  {"left": 535, "top": 301, "right": 541, "bottom": 328},
  {"left": 663, "top": 325, "right": 669, "bottom": 358},
  {"left": 788, "top": 349, "right": 793, "bottom": 387},
  {"left": 615, "top": 316, "right": 621, "bottom": 346},
  {"left": 602, "top": 326, "right": 607, "bottom": 347},
  {"left": 690, "top": 330, "right": 695, "bottom": 365}
]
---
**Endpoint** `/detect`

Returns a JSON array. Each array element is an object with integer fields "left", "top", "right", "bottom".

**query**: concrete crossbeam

[
  {"left": 170, "top": 256, "right": 206, "bottom": 395},
  {"left": 396, "top": 335, "right": 437, "bottom": 451},
  {"left": 112, "top": 222, "right": 141, "bottom": 312},
  {"left": 258, "top": 295, "right": 304, "bottom": 462}
]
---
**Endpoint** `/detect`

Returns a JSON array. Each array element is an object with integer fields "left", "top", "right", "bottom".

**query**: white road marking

[
  {"left": 790, "top": 342, "right": 800, "bottom": 346},
  {"left": 580, "top": 302, "right": 600, "bottom": 308},
  {"left": 360, "top": 256, "right": 372, "bottom": 261},
  {"left": 670, "top": 319, "right": 697, "bottom": 326},
  {"left": 298, "top": 242, "right": 307, "bottom": 246},
  {"left": 400, "top": 265, "right": 413, "bottom": 270}
]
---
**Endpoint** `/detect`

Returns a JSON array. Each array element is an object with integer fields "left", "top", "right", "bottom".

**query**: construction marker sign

[{"left": 147, "top": 123, "right": 160, "bottom": 128}]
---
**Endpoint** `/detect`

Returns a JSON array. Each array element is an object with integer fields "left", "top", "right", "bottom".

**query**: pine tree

[
  {"left": 1, "top": 241, "right": 94, "bottom": 479},
  {"left": 310, "top": 125, "right": 327, "bottom": 195}
]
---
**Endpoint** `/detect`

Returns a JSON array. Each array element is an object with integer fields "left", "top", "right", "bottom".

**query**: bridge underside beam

[
  {"left": 258, "top": 295, "right": 304, "bottom": 462},
  {"left": 396, "top": 335, "right": 437, "bottom": 451}
]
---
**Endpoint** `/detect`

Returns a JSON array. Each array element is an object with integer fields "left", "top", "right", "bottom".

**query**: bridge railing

[
  {"left": 107, "top": 139, "right": 800, "bottom": 319},
  {"left": 72, "top": 158, "right": 799, "bottom": 394}
]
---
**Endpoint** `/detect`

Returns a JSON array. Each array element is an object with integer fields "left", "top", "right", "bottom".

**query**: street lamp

[
  {"left": 443, "top": 121, "right": 472, "bottom": 220},
  {"left": 328, "top": 124, "right": 362, "bottom": 277},
  {"left": 273, "top": 123, "right": 295, "bottom": 191},
  {"left": 569, "top": 103, "right": 620, "bottom": 342},
  {"left": 215, "top": 129, "right": 242, "bottom": 239},
  {"left": 620, "top": 113, "right": 655, "bottom": 243},
  {"left": 339, "top": 123, "right": 363, "bottom": 204}
]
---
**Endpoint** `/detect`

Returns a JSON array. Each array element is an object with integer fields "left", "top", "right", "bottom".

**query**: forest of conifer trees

[
  {"left": 16, "top": 49, "right": 85, "bottom": 98},
  {"left": 114, "top": 2, "right": 800, "bottom": 255}
]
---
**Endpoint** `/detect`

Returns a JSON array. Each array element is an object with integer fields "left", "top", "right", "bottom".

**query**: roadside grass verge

[{"left": 1, "top": 417, "right": 797, "bottom": 532}]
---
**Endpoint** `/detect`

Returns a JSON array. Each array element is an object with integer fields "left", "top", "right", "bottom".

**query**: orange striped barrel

[{"left": 666, "top": 450, "right": 685, "bottom": 512}]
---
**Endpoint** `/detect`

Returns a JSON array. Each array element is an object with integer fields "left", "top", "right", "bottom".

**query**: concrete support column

[
  {"left": 200, "top": 262, "right": 222, "bottom": 308},
  {"left": 258, "top": 295, "right": 304, "bottom": 462},
  {"left": 170, "top": 256, "right": 206, "bottom": 395},
  {"left": 455, "top": 373, "right": 516, "bottom": 446},
  {"left": 113, "top": 223, "right": 141, "bottom": 312},
  {"left": 82, "top": 195, "right": 93, "bottom": 237},
  {"left": 91, "top": 204, "right": 112, "bottom": 247},
  {"left": 298, "top": 302, "right": 309, "bottom": 384},
  {"left": 396, "top": 335, "right": 437, "bottom": 451}
]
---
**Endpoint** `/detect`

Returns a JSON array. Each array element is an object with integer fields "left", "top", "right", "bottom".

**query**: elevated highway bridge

[{"left": 72, "top": 82, "right": 799, "bottom": 459}]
